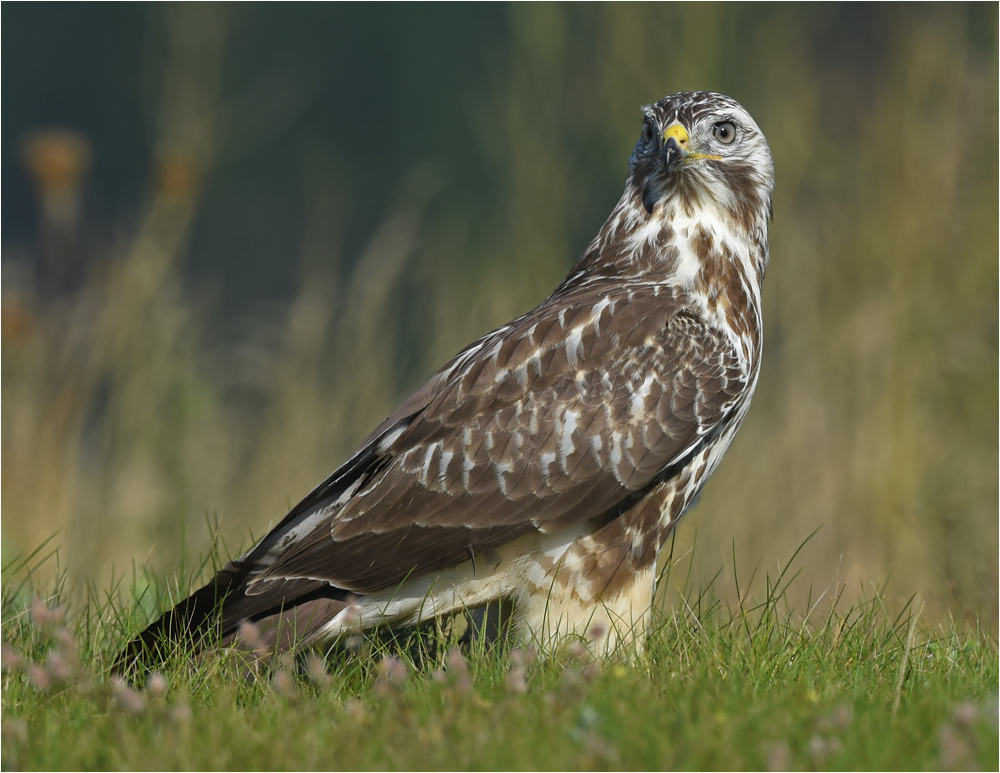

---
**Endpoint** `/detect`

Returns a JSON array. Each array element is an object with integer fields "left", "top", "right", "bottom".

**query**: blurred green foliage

[{"left": 2, "top": 4, "right": 997, "bottom": 627}]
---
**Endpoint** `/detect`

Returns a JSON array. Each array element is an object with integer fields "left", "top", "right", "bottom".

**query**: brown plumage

[{"left": 116, "top": 91, "right": 775, "bottom": 672}]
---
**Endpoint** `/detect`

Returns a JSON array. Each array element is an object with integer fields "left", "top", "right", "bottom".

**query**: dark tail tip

[{"left": 112, "top": 562, "right": 247, "bottom": 676}]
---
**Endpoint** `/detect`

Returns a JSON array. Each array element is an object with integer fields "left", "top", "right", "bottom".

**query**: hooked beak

[
  {"left": 662, "top": 135, "right": 685, "bottom": 174},
  {"left": 661, "top": 123, "right": 719, "bottom": 174}
]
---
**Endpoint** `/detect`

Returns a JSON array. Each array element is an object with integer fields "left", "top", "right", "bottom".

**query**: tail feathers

[
  {"left": 113, "top": 560, "right": 250, "bottom": 674},
  {"left": 219, "top": 596, "right": 351, "bottom": 673},
  {"left": 114, "top": 562, "right": 352, "bottom": 675}
]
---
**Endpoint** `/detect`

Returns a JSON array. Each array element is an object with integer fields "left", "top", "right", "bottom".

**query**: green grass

[{"left": 3, "top": 549, "right": 996, "bottom": 771}]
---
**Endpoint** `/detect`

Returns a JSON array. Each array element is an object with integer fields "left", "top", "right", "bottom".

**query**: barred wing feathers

[
  {"left": 246, "top": 283, "right": 747, "bottom": 602},
  {"left": 115, "top": 90, "right": 777, "bottom": 670}
]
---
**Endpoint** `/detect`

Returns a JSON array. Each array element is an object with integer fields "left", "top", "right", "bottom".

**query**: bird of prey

[{"left": 118, "top": 91, "right": 774, "bottom": 670}]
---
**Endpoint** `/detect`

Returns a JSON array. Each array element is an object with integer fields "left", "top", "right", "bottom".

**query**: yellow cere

[
  {"left": 663, "top": 123, "right": 721, "bottom": 161},
  {"left": 662, "top": 124, "right": 690, "bottom": 145}
]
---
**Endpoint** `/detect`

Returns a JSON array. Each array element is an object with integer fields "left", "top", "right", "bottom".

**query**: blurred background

[{"left": 3, "top": 4, "right": 996, "bottom": 629}]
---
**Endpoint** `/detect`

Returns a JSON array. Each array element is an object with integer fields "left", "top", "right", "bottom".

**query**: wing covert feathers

[
  {"left": 118, "top": 90, "right": 773, "bottom": 670},
  {"left": 250, "top": 287, "right": 745, "bottom": 593}
]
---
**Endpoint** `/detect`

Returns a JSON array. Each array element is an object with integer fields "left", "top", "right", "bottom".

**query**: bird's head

[{"left": 628, "top": 92, "right": 774, "bottom": 235}]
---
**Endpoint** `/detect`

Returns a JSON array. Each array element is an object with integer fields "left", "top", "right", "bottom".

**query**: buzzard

[{"left": 118, "top": 91, "right": 774, "bottom": 670}]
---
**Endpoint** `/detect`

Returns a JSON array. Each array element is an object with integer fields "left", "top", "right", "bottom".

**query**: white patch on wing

[
  {"left": 461, "top": 451, "right": 476, "bottom": 489},
  {"left": 565, "top": 327, "right": 585, "bottom": 368},
  {"left": 253, "top": 469, "right": 369, "bottom": 563},
  {"left": 527, "top": 352, "right": 543, "bottom": 379},
  {"left": 420, "top": 442, "right": 438, "bottom": 484},
  {"left": 630, "top": 374, "right": 655, "bottom": 417},
  {"left": 590, "top": 296, "right": 612, "bottom": 329},
  {"left": 448, "top": 326, "right": 505, "bottom": 375},
  {"left": 376, "top": 421, "right": 409, "bottom": 454},
  {"left": 258, "top": 502, "right": 332, "bottom": 562},
  {"left": 607, "top": 433, "right": 624, "bottom": 477},
  {"left": 630, "top": 529, "right": 646, "bottom": 560},
  {"left": 335, "top": 477, "right": 364, "bottom": 506},
  {"left": 540, "top": 450, "right": 557, "bottom": 479},
  {"left": 493, "top": 460, "right": 514, "bottom": 496},
  {"left": 558, "top": 409, "right": 580, "bottom": 470},
  {"left": 438, "top": 449, "right": 454, "bottom": 484}
]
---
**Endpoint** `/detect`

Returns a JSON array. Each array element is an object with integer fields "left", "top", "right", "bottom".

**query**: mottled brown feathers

[{"left": 117, "top": 91, "right": 774, "bottom": 671}]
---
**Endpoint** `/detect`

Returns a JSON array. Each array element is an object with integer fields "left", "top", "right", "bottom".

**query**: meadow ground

[
  {"left": 2, "top": 547, "right": 996, "bottom": 771},
  {"left": 2, "top": 6, "right": 996, "bottom": 771}
]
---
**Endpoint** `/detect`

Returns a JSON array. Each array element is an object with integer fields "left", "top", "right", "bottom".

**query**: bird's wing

[{"left": 243, "top": 283, "right": 748, "bottom": 599}]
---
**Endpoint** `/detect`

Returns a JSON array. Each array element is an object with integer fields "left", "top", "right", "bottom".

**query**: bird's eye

[
  {"left": 640, "top": 122, "right": 656, "bottom": 145},
  {"left": 712, "top": 121, "right": 737, "bottom": 144}
]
